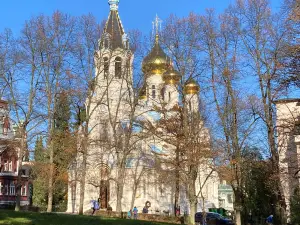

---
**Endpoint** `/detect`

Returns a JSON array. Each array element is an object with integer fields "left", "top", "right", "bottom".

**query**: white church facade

[
  {"left": 67, "top": 0, "right": 219, "bottom": 215},
  {"left": 275, "top": 98, "right": 300, "bottom": 221}
]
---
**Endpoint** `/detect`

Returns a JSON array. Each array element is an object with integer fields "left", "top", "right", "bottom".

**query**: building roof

[
  {"left": 142, "top": 37, "right": 171, "bottom": 72},
  {"left": 102, "top": 3, "right": 125, "bottom": 50},
  {"left": 0, "top": 99, "right": 8, "bottom": 109},
  {"left": 274, "top": 98, "right": 300, "bottom": 104},
  {"left": 184, "top": 78, "right": 200, "bottom": 95}
]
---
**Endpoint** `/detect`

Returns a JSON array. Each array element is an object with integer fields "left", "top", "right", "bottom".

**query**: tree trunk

[
  {"left": 130, "top": 185, "right": 137, "bottom": 210},
  {"left": 116, "top": 158, "right": 126, "bottom": 214},
  {"left": 189, "top": 201, "right": 197, "bottom": 225},
  {"left": 47, "top": 142, "right": 54, "bottom": 212},
  {"left": 235, "top": 209, "right": 242, "bottom": 225},
  {"left": 116, "top": 177, "right": 124, "bottom": 214},
  {"left": 47, "top": 168, "right": 54, "bottom": 212},
  {"left": 188, "top": 169, "right": 197, "bottom": 225},
  {"left": 78, "top": 157, "right": 87, "bottom": 214},
  {"left": 46, "top": 92, "right": 55, "bottom": 213},
  {"left": 71, "top": 161, "right": 78, "bottom": 214},
  {"left": 233, "top": 188, "right": 243, "bottom": 225},
  {"left": 78, "top": 134, "right": 88, "bottom": 215},
  {"left": 201, "top": 195, "right": 207, "bottom": 225},
  {"left": 174, "top": 146, "right": 180, "bottom": 216},
  {"left": 15, "top": 127, "right": 25, "bottom": 211},
  {"left": 116, "top": 183, "right": 124, "bottom": 213},
  {"left": 188, "top": 182, "right": 197, "bottom": 225}
]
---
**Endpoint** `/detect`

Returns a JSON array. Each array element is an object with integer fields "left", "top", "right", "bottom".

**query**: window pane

[
  {"left": 152, "top": 85, "right": 156, "bottom": 99},
  {"left": 115, "top": 57, "right": 122, "bottom": 79}
]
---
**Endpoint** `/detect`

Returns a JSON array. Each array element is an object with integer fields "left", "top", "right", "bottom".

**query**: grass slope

[{"left": 0, "top": 210, "right": 178, "bottom": 225}]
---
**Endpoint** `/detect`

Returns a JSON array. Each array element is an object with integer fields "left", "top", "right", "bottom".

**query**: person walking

[
  {"left": 142, "top": 206, "right": 148, "bottom": 213},
  {"left": 127, "top": 209, "right": 132, "bottom": 219},
  {"left": 91, "top": 198, "right": 100, "bottom": 216},
  {"left": 266, "top": 215, "right": 273, "bottom": 225},
  {"left": 133, "top": 206, "right": 138, "bottom": 220}
]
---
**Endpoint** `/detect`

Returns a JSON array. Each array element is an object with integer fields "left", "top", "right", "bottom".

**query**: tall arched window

[
  {"left": 115, "top": 57, "right": 122, "bottom": 79},
  {"left": 103, "top": 57, "right": 109, "bottom": 79},
  {"left": 161, "top": 86, "right": 165, "bottom": 101},
  {"left": 152, "top": 85, "right": 156, "bottom": 99}
]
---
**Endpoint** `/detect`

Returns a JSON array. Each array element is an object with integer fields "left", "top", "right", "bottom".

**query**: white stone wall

[
  {"left": 145, "top": 74, "right": 164, "bottom": 107},
  {"left": 185, "top": 93, "right": 199, "bottom": 113},
  {"left": 164, "top": 84, "right": 179, "bottom": 110},
  {"left": 275, "top": 99, "right": 300, "bottom": 219}
]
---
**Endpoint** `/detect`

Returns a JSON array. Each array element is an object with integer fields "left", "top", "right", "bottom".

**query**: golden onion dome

[
  {"left": 184, "top": 78, "right": 200, "bottom": 95},
  {"left": 163, "top": 67, "right": 181, "bottom": 85},
  {"left": 138, "top": 83, "right": 147, "bottom": 100},
  {"left": 142, "top": 35, "right": 171, "bottom": 75}
]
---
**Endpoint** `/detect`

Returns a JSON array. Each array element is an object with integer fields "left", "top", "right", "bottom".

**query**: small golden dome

[
  {"left": 163, "top": 67, "right": 181, "bottom": 85},
  {"left": 184, "top": 78, "right": 200, "bottom": 94},
  {"left": 142, "top": 35, "right": 170, "bottom": 75},
  {"left": 139, "top": 83, "right": 147, "bottom": 100}
]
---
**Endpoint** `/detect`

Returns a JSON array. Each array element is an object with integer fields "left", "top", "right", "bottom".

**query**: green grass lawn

[{"left": 0, "top": 210, "right": 178, "bottom": 225}]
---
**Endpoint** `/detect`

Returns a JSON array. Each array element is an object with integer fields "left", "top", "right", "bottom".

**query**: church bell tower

[{"left": 94, "top": 0, "right": 133, "bottom": 118}]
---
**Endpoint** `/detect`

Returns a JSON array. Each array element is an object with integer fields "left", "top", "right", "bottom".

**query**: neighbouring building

[
  {"left": 67, "top": 0, "right": 219, "bottom": 214},
  {"left": 218, "top": 180, "right": 234, "bottom": 212},
  {"left": 0, "top": 99, "right": 31, "bottom": 207},
  {"left": 275, "top": 98, "right": 300, "bottom": 221}
]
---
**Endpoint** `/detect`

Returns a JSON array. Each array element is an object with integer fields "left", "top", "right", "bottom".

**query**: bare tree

[
  {"left": 199, "top": 8, "right": 260, "bottom": 225},
  {"left": 20, "top": 12, "right": 79, "bottom": 212},
  {"left": 68, "top": 14, "right": 103, "bottom": 215},
  {"left": 159, "top": 14, "right": 204, "bottom": 220},
  {"left": 279, "top": 0, "right": 300, "bottom": 88},
  {"left": 230, "top": 0, "right": 293, "bottom": 222},
  {"left": 0, "top": 27, "right": 43, "bottom": 211}
]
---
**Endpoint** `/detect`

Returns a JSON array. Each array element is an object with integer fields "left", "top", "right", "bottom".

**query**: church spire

[
  {"left": 152, "top": 14, "right": 162, "bottom": 44},
  {"left": 108, "top": 0, "right": 119, "bottom": 11},
  {"left": 101, "top": 0, "right": 128, "bottom": 50}
]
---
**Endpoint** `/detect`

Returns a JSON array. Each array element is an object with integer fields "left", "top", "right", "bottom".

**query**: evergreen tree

[
  {"left": 32, "top": 136, "right": 48, "bottom": 209},
  {"left": 54, "top": 91, "right": 71, "bottom": 132},
  {"left": 34, "top": 136, "right": 44, "bottom": 162},
  {"left": 242, "top": 147, "right": 275, "bottom": 224},
  {"left": 53, "top": 91, "right": 73, "bottom": 167},
  {"left": 50, "top": 91, "right": 75, "bottom": 211}
]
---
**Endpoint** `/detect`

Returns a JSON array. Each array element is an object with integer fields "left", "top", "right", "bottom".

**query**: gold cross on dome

[{"left": 152, "top": 14, "right": 162, "bottom": 38}]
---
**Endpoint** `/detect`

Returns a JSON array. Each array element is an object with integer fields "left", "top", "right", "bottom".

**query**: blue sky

[{"left": 0, "top": 0, "right": 283, "bottom": 35}]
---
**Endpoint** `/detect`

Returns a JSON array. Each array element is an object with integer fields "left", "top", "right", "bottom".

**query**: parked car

[{"left": 195, "top": 212, "right": 235, "bottom": 225}]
